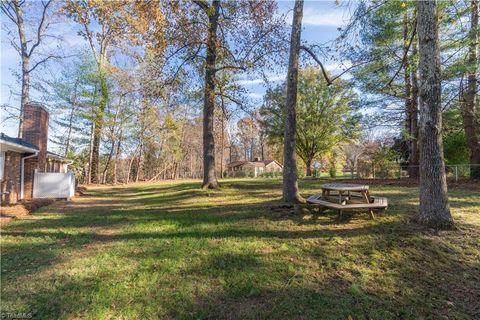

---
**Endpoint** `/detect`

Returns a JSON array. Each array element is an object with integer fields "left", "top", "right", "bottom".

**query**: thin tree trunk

[
  {"left": 250, "top": 139, "right": 254, "bottom": 161},
  {"left": 87, "top": 122, "right": 94, "bottom": 184},
  {"left": 102, "top": 138, "right": 115, "bottom": 184},
  {"left": 113, "top": 129, "right": 122, "bottom": 184},
  {"left": 220, "top": 111, "right": 224, "bottom": 178},
  {"left": 201, "top": 0, "right": 220, "bottom": 189},
  {"left": 65, "top": 80, "right": 79, "bottom": 156},
  {"left": 4, "top": 0, "right": 53, "bottom": 138},
  {"left": 113, "top": 139, "right": 120, "bottom": 184},
  {"left": 415, "top": 0, "right": 453, "bottom": 229},
  {"left": 135, "top": 148, "right": 142, "bottom": 183},
  {"left": 101, "top": 101, "right": 122, "bottom": 184},
  {"left": 282, "top": 0, "right": 304, "bottom": 203},
  {"left": 462, "top": 0, "right": 480, "bottom": 179},
  {"left": 173, "top": 162, "right": 178, "bottom": 180},
  {"left": 306, "top": 158, "right": 312, "bottom": 176},
  {"left": 403, "top": 11, "right": 414, "bottom": 175},
  {"left": 14, "top": 0, "right": 28, "bottom": 138},
  {"left": 260, "top": 136, "right": 265, "bottom": 161},
  {"left": 410, "top": 39, "right": 420, "bottom": 178},
  {"left": 90, "top": 67, "right": 108, "bottom": 184},
  {"left": 125, "top": 147, "right": 138, "bottom": 184}
]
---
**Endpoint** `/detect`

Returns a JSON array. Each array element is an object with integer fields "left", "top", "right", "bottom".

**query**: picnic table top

[{"left": 321, "top": 183, "right": 369, "bottom": 191}]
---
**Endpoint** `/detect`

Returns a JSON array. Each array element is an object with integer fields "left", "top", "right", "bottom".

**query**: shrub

[
  {"left": 329, "top": 165, "right": 337, "bottom": 178},
  {"left": 235, "top": 171, "right": 246, "bottom": 178}
]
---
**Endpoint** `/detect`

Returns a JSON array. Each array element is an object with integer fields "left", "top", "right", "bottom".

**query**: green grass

[{"left": 1, "top": 178, "right": 479, "bottom": 319}]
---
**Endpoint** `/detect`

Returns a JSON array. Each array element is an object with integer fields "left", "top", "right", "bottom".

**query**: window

[{"left": 0, "top": 152, "right": 5, "bottom": 180}]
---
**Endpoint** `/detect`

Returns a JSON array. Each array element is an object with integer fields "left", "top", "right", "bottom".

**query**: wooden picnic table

[
  {"left": 320, "top": 183, "right": 371, "bottom": 205},
  {"left": 306, "top": 183, "right": 388, "bottom": 220}
]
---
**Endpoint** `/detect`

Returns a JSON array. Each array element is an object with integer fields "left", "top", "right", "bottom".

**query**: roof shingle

[{"left": 0, "top": 133, "right": 39, "bottom": 151}]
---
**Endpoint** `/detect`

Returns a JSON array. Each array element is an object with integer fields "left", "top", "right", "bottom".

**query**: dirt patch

[
  {"left": 0, "top": 199, "right": 55, "bottom": 226},
  {"left": 76, "top": 186, "right": 88, "bottom": 196}
]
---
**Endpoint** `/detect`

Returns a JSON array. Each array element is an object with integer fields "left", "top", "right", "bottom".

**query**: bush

[
  {"left": 329, "top": 165, "right": 337, "bottom": 178},
  {"left": 235, "top": 171, "right": 246, "bottom": 178}
]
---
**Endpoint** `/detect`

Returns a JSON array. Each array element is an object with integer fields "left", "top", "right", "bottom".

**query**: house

[
  {"left": 0, "top": 102, "right": 70, "bottom": 204},
  {"left": 226, "top": 159, "right": 282, "bottom": 177}
]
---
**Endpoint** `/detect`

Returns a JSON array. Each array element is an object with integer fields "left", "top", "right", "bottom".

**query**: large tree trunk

[
  {"left": 462, "top": 0, "right": 480, "bottom": 179},
  {"left": 415, "top": 0, "right": 453, "bottom": 229},
  {"left": 282, "top": 0, "right": 304, "bottom": 203},
  {"left": 201, "top": 0, "right": 220, "bottom": 189}
]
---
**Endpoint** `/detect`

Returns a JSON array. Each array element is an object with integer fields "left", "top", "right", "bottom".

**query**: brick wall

[
  {"left": 23, "top": 158, "right": 37, "bottom": 200},
  {"left": 22, "top": 102, "right": 48, "bottom": 172},
  {"left": 0, "top": 151, "right": 22, "bottom": 204}
]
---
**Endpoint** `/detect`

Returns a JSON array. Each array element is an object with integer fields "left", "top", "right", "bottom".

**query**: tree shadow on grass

[
  {"left": 1, "top": 181, "right": 479, "bottom": 319},
  {"left": 7, "top": 238, "right": 479, "bottom": 319}
]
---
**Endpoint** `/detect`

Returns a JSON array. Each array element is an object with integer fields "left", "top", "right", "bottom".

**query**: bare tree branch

[{"left": 27, "top": 0, "right": 53, "bottom": 57}]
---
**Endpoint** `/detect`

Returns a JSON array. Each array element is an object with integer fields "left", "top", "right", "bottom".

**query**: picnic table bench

[{"left": 306, "top": 183, "right": 388, "bottom": 220}]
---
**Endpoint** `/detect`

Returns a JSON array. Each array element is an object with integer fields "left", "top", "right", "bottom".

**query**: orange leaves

[{"left": 63, "top": 0, "right": 166, "bottom": 59}]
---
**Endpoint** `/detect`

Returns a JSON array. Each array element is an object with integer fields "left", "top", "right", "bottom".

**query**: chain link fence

[
  {"left": 342, "top": 164, "right": 480, "bottom": 182},
  {"left": 146, "top": 165, "right": 480, "bottom": 182}
]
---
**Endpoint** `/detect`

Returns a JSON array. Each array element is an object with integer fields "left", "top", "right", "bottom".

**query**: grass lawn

[{"left": 1, "top": 178, "right": 479, "bottom": 319}]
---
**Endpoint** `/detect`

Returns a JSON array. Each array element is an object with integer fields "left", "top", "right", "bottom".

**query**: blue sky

[{"left": 0, "top": 0, "right": 352, "bottom": 139}]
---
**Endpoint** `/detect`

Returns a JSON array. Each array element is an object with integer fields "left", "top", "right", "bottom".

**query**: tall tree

[
  {"left": 338, "top": 2, "right": 421, "bottom": 176},
  {"left": 461, "top": 0, "right": 480, "bottom": 179},
  {"left": 283, "top": 0, "right": 304, "bottom": 203},
  {"left": 64, "top": 0, "right": 165, "bottom": 183},
  {"left": 195, "top": 0, "right": 221, "bottom": 189},
  {"left": 262, "top": 68, "right": 361, "bottom": 176},
  {"left": 1, "top": 0, "right": 57, "bottom": 138},
  {"left": 65, "top": 0, "right": 121, "bottom": 183},
  {"left": 168, "top": 0, "right": 285, "bottom": 188},
  {"left": 415, "top": 0, "right": 453, "bottom": 228}
]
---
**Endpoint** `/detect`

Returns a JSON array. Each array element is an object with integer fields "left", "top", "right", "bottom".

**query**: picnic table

[
  {"left": 306, "top": 183, "right": 388, "bottom": 220},
  {"left": 320, "top": 183, "right": 371, "bottom": 205}
]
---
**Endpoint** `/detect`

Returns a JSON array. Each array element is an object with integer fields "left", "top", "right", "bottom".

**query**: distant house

[
  {"left": 226, "top": 159, "right": 282, "bottom": 177},
  {"left": 0, "top": 103, "right": 70, "bottom": 204}
]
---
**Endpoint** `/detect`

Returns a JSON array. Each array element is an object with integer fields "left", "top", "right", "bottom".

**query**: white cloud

[
  {"left": 237, "top": 74, "right": 285, "bottom": 86},
  {"left": 285, "top": 6, "right": 348, "bottom": 27},
  {"left": 237, "top": 78, "right": 264, "bottom": 86},
  {"left": 324, "top": 60, "right": 353, "bottom": 71},
  {"left": 247, "top": 92, "right": 264, "bottom": 99},
  {"left": 304, "top": 7, "right": 349, "bottom": 26}
]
